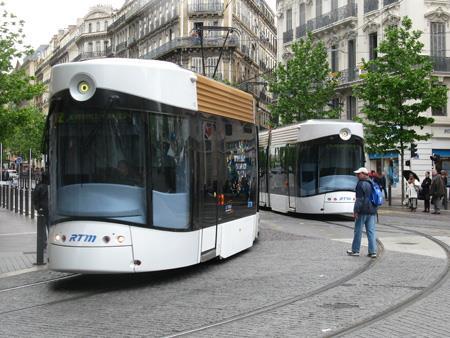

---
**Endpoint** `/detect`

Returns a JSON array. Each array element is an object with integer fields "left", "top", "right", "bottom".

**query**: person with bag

[
  {"left": 421, "top": 171, "right": 431, "bottom": 212},
  {"left": 405, "top": 174, "right": 419, "bottom": 212},
  {"left": 347, "top": 167, "right": 378, "bottom": 258},
  {"left": 441, "top": 170, "right": 448, "bottom": 210},
  {"left": 430, "top": 169, "right": 445, "bottom": 214}
]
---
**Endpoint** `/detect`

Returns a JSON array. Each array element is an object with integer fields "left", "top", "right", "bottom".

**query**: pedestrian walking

[
  {"left": 430, "top": 169, "right": 445, "bottom": 214},
  {"left": 405, "top": 175, "right": 419, "bottom": 212},
  {"left": 421, "top": 171, "right": 431, "bottom": 212},
  {"left": 441, "top": 170, "right": 448, "bottom": 210},
  {"left": 32, "top": 172, "right": 49, "bottom": 239},
  {"left": 347, "top": 167, "right": 378, "bottom": 258},
  {"left": 380, "top": 172, "right": 388, "bottom": 200}
]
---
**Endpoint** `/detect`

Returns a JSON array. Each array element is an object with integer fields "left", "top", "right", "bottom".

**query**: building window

[
  {"left": 431, "top": 22, "right": 445, "bottom": 58},
  {"left": 299, "top": 3, "right": 306, "bottom": 26},
  {"left": 348, "top": 39, "right": 356, "bottom": 80},
  {"left": 88, "top": 23, "right": 92, "bottom": 33},
  {"left": 347, "top": 96, "right": 357, "bottom": 120},
  {"left": 369, "top": 32, "right": 377, "bottom": 60},
  {"left": 331, "top": 0, "right": 338, "bottom": 11},
  {"left": 432, "top": 106, "right": 447, "bottom": 116},
  {"left": 316, "top": 0, "right": 323, "bottom": 17},
  {"left": 286, "top": 8, "right": 292, "bottom": 31},
  {"left": 96, "top": 21, "right": 100, "bottom": 32},
  {"left": 331, "top": 45, "right": 338, "bottom": 72},
  {"left": 104, "top": 21, "right": 108, "bottom": 30}
]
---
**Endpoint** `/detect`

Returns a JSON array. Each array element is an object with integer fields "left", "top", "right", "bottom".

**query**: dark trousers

[{"left": 424, "top": 198, "right": 430, "bottom": 211}]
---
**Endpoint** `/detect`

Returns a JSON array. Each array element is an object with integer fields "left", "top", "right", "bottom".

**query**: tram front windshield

[
  {"left": 299, "top": 136, "right": 364, "bottom": 196},
  {"left": 50, "top": 103, "right": 147, "bottom": 224}
]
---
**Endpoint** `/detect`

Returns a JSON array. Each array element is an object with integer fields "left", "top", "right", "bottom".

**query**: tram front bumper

[{"left": 48, "top": 244, "right": 135, "bottom": 273}]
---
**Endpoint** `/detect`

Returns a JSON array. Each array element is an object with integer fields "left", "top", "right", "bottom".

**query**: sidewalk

[
  {"left": 0, "top": 208, "right": 44, "bottom": 277},
  {"left": 381, "top": 194, "right": 450, "bottom": 214}
]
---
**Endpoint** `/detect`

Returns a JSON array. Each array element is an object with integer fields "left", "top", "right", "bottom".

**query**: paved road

[{"left": 0, "top": 208, "right": 449, "bottom": 337}]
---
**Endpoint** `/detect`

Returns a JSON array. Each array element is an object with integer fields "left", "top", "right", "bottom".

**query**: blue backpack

[{"left": 369, "top": 179, "right": 384, "bottom": 207}]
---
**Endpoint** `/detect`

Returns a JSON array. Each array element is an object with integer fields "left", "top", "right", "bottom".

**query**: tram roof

[
  {"left": 259, "top": 119, "right": 364, "bottom": 147},
  {"left": 49, "top": 59, "right": 255, "bottom": 123}
]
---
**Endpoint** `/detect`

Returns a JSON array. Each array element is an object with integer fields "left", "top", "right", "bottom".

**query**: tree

[
  {"left": 267, "top": 33, "right": 340, "bottom": 125},
  {"left": 354, "top": 17, "right": 448, "bottom": 201},
  {"left": 0, "top": 2, "right": 45, "bottom": 161}
]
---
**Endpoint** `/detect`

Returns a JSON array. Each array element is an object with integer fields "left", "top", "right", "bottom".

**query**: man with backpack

[{"left": 347, "top": 167, "right": 379, "bottom": 258}]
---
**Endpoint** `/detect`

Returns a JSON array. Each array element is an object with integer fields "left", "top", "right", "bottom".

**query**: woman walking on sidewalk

[{"left": 406, "top": 175, "right": 419, "bottom": 212}]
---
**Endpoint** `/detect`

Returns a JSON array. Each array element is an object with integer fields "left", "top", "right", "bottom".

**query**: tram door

[
  {"left": 200, "top": 121, "right": 219, "bottom": 258},
  {"left": 286, "top": 145, "right": 296, "bottom": 210}
]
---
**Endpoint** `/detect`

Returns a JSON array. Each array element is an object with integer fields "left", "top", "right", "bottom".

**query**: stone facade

[{"left": 277, "top": 0, "right": 450, "bottom": 183}]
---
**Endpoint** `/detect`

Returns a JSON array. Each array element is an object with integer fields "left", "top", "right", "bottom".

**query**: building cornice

[{"left": 362, "top": 21, "right": 380, "bottom": 33}]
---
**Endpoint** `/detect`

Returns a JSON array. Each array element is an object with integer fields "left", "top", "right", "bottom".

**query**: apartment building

[
  {"left": 30, "top": 5, "right": 114, "bottom": 112},
  {"left": 107, "top": 0, "right": 277, "bottom": 127},
  {"left": 277, "top": 0, "right": 450, "bottom": 182}
]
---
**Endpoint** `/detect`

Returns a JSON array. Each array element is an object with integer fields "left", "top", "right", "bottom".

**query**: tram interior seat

[{"left": 152, "top": 190, "right": 189, "bottom": 229}]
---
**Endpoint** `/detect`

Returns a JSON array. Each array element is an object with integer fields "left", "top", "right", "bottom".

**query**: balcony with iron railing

[
  {"left": 431, "top": 56, "right": 450, "bottom": 72},
  {"left": 142, "top": 35, "right": 238, "bottom": 60},
  {"left": 188, "top": 0, "right": 224, "bottom": 15},
  {"left": 73, "top": 51, "right": 108, "bottom": 61},
  {"left": 296, "top": 24, "right": 307, "bottom": 39},
  {"left": 307, "top": 3, "right": 357, "bottom": 32},
  {"left": 116, "top": 41, "right": 128, "bottom": 52},
  {"left": 283, "top": 29, "right": 293, "bottom": 44},
  {"left": 364, "top": 0, "right": 379, "bottom": 14},
  {"left": 383, "top": 0, "right": 399, "bottom": 6},
  {"left": 337, "top": 68, "right": 360, "bottom": 86}
]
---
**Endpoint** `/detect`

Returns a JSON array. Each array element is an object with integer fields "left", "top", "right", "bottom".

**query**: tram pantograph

[{"left": 46, "top": 59, "right": 259, "bottom": 273}]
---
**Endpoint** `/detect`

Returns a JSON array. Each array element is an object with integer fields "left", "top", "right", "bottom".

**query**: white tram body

[
  {"left": 46, "top": 59, "right": 259, "bottom": 273},
  {"left": 259, "top": 120, "right": 364, "bottom": 214}
]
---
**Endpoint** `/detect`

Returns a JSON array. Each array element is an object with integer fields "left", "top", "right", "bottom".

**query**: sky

[{"left": 4, "top": 0, "right": 277, "bottom": 50}]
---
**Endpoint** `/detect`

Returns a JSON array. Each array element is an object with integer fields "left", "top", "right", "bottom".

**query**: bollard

[
  {"left": 25, "top": 188, "right": 29, "bottom": 216},
  {"left": 388, "top": 184, "right": 392, "bottom": 206},
  {"left": 19, "top": 188, "right": 23, "bottom": 215},
  {"left": 9, "top": 186, "right": 13, "bottom": 211},
  {"left": 35, "top": 212, "right": 47, "bottom": 266},
  {"left": 14, "top": 187, "right": 18, "bottom": 213},
  {"left": 30, "top": 189, "right": 35, "bottom": 219},
  {"left": 0, "top": 185, "right": 3, "bottom": 208},
  {"left": 6, "top": 185, "right": 9, "bottom": 209}
]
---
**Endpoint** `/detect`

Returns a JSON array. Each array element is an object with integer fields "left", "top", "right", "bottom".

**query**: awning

[
  {"left": 369, "top": 151, "right": 399, "bottom": 160},
  {"left": 432, "top": 149, "right": 450, "bottom": 157}
]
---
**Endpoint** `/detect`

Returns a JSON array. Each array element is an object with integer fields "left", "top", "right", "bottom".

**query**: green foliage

[
  {"left": 0, "top": 2, "right": 45, "bottom": 157},
  {"left": 267, "top": 33, "right": 339, "bottom": 125},
  {"left": 354, "top": 17, "right": 448, "bottom": 155}
]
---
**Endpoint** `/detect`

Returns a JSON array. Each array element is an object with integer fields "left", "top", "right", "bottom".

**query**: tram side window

[
  {"left": 151, "top": 114, "right": 191, "bottom": 229},
  {"left": 269, "top": 146, "right": 287, "bottom": 196},
  {"left": 222, "top": 121, "right": 257, "bottom": 220},
  {"left": 298, "top": 144, "right": 318, "bottom": 197}
]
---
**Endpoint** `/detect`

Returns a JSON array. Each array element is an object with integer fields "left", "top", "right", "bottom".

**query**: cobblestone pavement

[
  {"left": 0, "top": 208, "right": 38, "bottom": 275},
  {"left": 0, "top": 208, "right": 449, "bottom": 337}
]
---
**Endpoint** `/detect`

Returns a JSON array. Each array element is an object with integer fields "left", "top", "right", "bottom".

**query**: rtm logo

[{"left": 69, "top": 234, "right": 97, "bottom": 243}]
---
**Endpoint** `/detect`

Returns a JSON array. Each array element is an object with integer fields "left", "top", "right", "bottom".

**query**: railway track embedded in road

[
  {"left": 163, "top": 221, "right": 384, "bottom": 338},
  {"left": 325, "top": 222, "right": 450, "bottom": 337}
]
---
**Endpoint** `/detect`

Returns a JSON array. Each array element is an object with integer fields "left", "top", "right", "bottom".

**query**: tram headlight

[
  {"left": 69, "top": 73, "right": 96, "bottom": 101},
  {"left": 339, "top": 128, "right": 352, "bottom": 141},
  {"left": 116, "top": 235, "right": 125, "bottom": 244},
  {"left": 55, "top": 234, "right": 61, "bottom": 242}
]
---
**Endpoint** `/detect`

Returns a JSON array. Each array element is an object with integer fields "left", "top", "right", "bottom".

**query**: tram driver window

[{"left": 151, "top": 115, "right": 190, "bottom": 229}]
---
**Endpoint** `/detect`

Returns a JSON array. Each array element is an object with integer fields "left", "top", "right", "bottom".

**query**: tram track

[
  {"left": 164, "top": 219, "right": 449, "bottom": 337},
  {"left": 163, "top": 221, "right": 384, "bottom": 338},
  {"left": 324, "top": 222, "right": 450, "bottom": 337},
  {"left": 0, "top": 273, "right": 80, "bottom": 294}
]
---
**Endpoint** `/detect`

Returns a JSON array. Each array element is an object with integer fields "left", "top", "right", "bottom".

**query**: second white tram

[
  {"left": 45, "top": 59, "right": 259, "bottom": 273},
  {"left": 259, "top": 120, "right": 364, "bottom": 214}
]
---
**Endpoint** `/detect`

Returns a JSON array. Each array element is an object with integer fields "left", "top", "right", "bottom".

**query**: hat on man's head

[{"left": 354, "top": 167, "right": 369, "bottom": 175}]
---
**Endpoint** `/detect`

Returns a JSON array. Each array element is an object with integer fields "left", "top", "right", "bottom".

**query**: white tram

[
  {"left": 46, "top": 59, "right": 259, "bottom": 273},
  {"left": 259, "top": 120, "right": 364, "bottom": 214}
]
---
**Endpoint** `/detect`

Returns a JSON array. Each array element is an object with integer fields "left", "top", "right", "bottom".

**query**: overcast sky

[{"left": 4, "top": 0, "right": 277, "bottom": 49}]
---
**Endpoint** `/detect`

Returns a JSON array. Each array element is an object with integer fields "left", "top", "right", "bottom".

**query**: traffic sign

[{"left": 15, "top": 157, "right": 23, "bottom": 165}]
